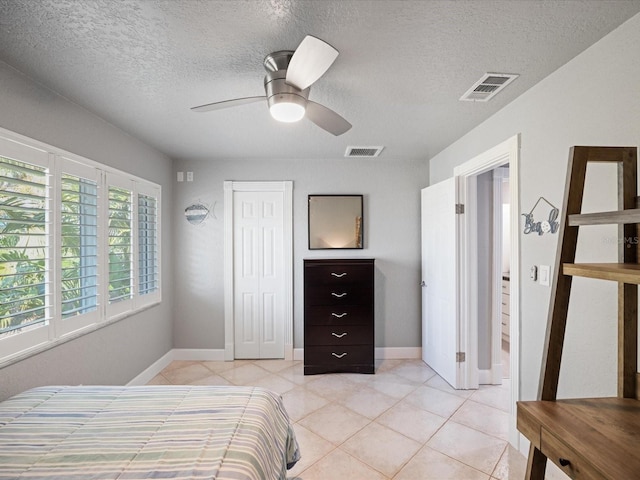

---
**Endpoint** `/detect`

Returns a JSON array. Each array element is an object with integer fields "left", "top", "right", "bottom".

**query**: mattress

[{"left": 0, "top": 385, "right": 300, "bottom": 480}]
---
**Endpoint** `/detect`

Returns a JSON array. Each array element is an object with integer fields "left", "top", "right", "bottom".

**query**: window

[
  {"left": 61, "top": 173, "right": 98, "bottom": 318},
  {"left": 108, "top": 186, "right": 133, "bottom": 304},
  {"left": 138, "top": 193, "right": 158, "bottom": 296},
  {"left": 0, "top": 156, "right": 50, "bottom": 338},
  {"left": 0, "top": 132, "right": 161, "bottom": 364}
]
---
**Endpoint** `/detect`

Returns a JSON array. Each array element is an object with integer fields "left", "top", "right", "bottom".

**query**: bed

[{"left": 0, "top": 385, "right": 300, "bottom": 480}]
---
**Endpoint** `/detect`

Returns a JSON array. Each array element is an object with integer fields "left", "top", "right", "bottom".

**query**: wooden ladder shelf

[{"left": 517, "top": 146, "right": 640, "bottom": 480}]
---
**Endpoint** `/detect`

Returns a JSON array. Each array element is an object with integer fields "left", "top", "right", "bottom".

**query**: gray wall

[
  {"left": 429, "top": 13, "right": 640, "bottom": 401},
  {"left": 476, "top": 172, "right": 493, "bottom": 370},
  {"left": 172, "top": 157, "right": 428, "bottom": 351},
  {"left": 0, "top": 61, "right": 174, "bottom": 401}
]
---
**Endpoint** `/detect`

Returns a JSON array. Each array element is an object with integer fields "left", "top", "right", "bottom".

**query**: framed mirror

[{"left": 308, "top": 195, "right": 363, "bottom": 249}]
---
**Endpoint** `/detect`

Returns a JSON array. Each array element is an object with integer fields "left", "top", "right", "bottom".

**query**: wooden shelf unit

[{"left": 517, "top": 146, "right": 640, "bottom": 480}]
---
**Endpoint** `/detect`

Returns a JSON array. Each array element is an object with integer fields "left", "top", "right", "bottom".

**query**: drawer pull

[
  {"left": 331, "top": 292, "right": 347, "bottom": 298},
  {"left": 331, "top": 312, "right": 347, "bottom": 318},
  {"left": 558, "top": 458, "right": 571, "bottom": 467},
  {"left": 332, "top": 332, "right": 347, "bottom": 338},
  {"left": 331, "top": 272, "right": 347, "bottom": 278},
  {"left": 332, "top": 352, "right": 348, "bottom": 359}
]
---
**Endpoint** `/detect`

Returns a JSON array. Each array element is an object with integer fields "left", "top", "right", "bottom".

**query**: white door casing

[
  {"left": 421, "top": 177, "right": 461, "bottom": 388},
  {"left": 224, "top": 181, "right": 293, "bottom": 360},
  {"left": 453, "top": 134, "right": 520, "bottom": 446}
]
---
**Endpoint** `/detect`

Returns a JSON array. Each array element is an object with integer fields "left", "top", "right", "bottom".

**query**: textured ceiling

[{"left": 0, "top": 0, "right": 639, "bottom": 161}]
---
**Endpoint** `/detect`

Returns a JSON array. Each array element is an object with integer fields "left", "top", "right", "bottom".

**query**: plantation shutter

[
  {"left": 108, "top": 185, "right": 133, "bottom": 306},
  {"left": 60, "top": 170, "right": 99, "bottom": 319},
  {"left": 138, "top": 193, "right": 158, "bottom": 295},
  {"left": 0, "top": 155, "right": 51, "bottom": 338}
]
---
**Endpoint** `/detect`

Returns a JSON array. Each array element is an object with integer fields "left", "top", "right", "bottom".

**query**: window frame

[{"left": 0, "top": 128, "right": 162, "bottom": 366}]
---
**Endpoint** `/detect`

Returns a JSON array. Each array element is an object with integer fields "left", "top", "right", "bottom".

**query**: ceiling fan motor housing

[{"left": 264, "top": 69, "right": 310, "bottom": 111}]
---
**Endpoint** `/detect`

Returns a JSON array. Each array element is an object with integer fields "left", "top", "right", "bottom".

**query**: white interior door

[
  {"left": 233, "top": 190, "right": 284, "bottom": 359},
  {"left": 421, "top": 177, "right": 461, "bottom": 388}
]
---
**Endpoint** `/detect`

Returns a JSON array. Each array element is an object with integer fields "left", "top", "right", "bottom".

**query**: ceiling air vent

[
  {"left": 345, "top": 146, "right": 384, "bottom": 158},
  {"left": 460, "top": 73, "right": 519, "bottom": 102}
]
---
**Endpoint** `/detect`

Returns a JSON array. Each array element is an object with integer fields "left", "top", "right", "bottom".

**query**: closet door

[{"left": 232, "top": 190, "right": 285, "bottom": 359}]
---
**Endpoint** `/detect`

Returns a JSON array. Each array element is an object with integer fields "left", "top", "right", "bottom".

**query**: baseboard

[
  {"left": 478, "top": 365, "right": 503, "bottom": 385},
  {"left": 127, "top": 350, "right": 174, "bottom": 386},
  {"left": 127, "top": 349, "right": 226, "bottom": 386},
  {"left": 130, "top": 347, "right": 421, "bottom": 386},
  {"left": 375, "top": 347, "right": 422, "bottom": 359},
  {"left": 172, "top": 348, "right": 226, "bottom": 361},
  {"left": 293, "top": 347, "right": 421, "bottom": 362}
]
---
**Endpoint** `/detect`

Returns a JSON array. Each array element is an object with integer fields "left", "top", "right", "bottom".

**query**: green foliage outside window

[{"left": 0, "top": 157, "right": 47, "bottom": 336}]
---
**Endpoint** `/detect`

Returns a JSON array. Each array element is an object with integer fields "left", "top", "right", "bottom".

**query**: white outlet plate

[
  {"left": 177, "top": 171, "right": 184, "bottom": 182},
  {"left": 187, "top": 171, "right": 194, "bottom": 182}
]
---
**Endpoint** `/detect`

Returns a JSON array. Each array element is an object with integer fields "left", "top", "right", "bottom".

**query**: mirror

[{"left": 308, "top": 195, "right": 363, "bottom": 249}]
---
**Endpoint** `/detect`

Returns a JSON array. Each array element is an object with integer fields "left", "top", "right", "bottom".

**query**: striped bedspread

[{"left": 0, "top": 385, "right": 300, "bottom": 480}]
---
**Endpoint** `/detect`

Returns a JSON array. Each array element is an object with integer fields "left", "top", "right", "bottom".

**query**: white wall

[
  {"left": 172, "top": 157, "right": 428, "bottom": 352},
  {"left": 429, "top": 13, "right": 640, "bottom": 401},
  {"left": 0, "top": 61, "right": 174, "bottom": 401}
]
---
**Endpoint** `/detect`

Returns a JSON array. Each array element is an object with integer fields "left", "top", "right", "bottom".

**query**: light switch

[
  {"left": 187, "top": 171, "right": 194, "bottom": 182},
  {"left": 539, "top": 265, "right": 550, "bottom": 286},
  {"left": 177, "top": 171, "right": 184, "bottom": 182}
]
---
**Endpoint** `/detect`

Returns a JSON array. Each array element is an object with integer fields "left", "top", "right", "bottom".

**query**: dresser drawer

[
  {"left": 305, "top": 305, "right": 372, "bottom": 325},
  {"left": 304, "top": 344, "right": 373, "bottom": 366},
  {"left": 541, "top": 427, "right": 596, "bottom": 479},
  {"left": 305, "top": 285, "right": 372, "bottom": 306},
  {"left": 305, "top": 325, "right": 373, "bottom": 346},
  {"left": 304, "top": 264, "right": 372, "bottom": 286}
]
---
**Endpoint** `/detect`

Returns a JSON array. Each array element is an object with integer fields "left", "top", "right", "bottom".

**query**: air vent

[
  {"left": 460, "top": 73, "right": 519, "bottom": 102},
  {"left": 345, "top": 146, "right": 384, "bottom": 158}
]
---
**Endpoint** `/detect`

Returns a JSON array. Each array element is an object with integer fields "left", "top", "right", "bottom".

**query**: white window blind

[
  {"left": 138, "top": 193, "right": 158, "bottom": 296},
  {"left": 60, "top": 173, "right": 98, "bottom": 318},
  {"left": 108, "top": 186, "right": 132, "bottom": 304},
  {"left": 0, "top": 156, "right": 51, "bottom": 337}
]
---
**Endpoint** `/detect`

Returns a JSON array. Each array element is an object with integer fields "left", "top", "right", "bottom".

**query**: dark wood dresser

[{"left": 303, "top": 258, "right": 374, "bottom": 375}]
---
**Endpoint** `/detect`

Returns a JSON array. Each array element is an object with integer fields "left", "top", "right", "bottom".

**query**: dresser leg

[{"left": 525, "top": 445, "right": 547, "bottom": 480}]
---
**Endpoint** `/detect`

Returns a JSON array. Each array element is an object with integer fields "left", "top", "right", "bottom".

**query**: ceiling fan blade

[
  {"left": 286, "top": 35, "right": 338, "bottom": 91},
  {"left": 306, "top": 101, "right": 351, "bottom": 136},
  {"left": 191, "top": 96, "right": 265, "bottom": 113}
]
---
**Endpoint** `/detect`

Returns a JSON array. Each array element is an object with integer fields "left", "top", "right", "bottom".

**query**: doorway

[
  {"left": 453, "top": 135, "right": 520, "bottom": 445},
  {"left": 223, "top": 181, "right": 293, "bottom": 361}
]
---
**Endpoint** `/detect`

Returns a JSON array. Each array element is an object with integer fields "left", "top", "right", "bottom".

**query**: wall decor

[
  {"left": 185, "top": 202, "right": 212, "bottom": 225},
  {"left": 522, "top": 196, "right": 559, "bottom": 235},
  {"left": 308, "top": 194, "right": 363, "bottom": 249}
]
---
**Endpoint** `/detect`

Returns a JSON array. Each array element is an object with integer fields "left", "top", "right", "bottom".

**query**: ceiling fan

[{"left": 191, "top": 35, "right": 352, "bottom": 136}]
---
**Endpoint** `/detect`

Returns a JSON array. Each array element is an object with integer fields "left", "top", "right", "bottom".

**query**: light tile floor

[{"left": 148, "top": 358, "right": 564, "bottom": 480}]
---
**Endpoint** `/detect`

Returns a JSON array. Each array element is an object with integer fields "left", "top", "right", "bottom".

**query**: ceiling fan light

[
  {"left": 270, "top": 102, "right": 305, "bottom": 122},
  {"left": 268, "top": 94, "right": 306, "bottom": 122}
]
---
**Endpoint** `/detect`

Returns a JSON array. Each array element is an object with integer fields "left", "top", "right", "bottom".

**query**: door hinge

[
  {"left": 455, "top": 203, "right": 465, "bottom": 214},
  {"left": 456, "top": 352, "right": 466, "bottom": 362}
]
